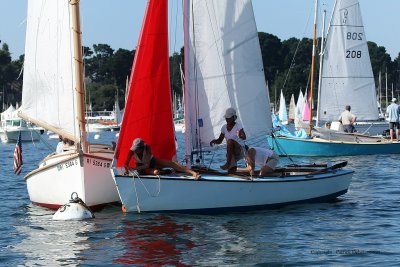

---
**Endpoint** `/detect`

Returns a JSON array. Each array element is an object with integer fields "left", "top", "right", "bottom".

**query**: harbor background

[{"left": 1, "top": 128, "right": 399, "bottom": 266}]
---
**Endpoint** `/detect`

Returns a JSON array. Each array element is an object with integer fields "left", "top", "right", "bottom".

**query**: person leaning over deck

[
  {"left": 240, "top": 146, "right": 279, "bottom": 177},
  {"left": 338, "top": 105, "right": 357, "bottom": 133},
  {"left": 210, "top": 107, "right": 246, "bottom": 173},
  {"left": 386, "top": 98, "right": 400, "bottom": 142},
  {"left": 124, "top": 138, "right": 200, "bottom": 179}
]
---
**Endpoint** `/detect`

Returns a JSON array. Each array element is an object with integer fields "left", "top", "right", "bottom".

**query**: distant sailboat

[
  {"left": 288, "top": 94, "right": 296, "bottom": 123},
  {"left": 269, "top": 0, "right": 400, "bottom": 156},
  {"left": 278, "top": 90, "right": 288, "bottom": 124}
]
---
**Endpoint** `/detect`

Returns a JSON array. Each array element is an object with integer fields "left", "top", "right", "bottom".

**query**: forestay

[
  {"left": 21, "top": 0, "right": 79, "bottom": 139},
  {"left": 184, "top": 0, "right": 272, "bottom": 153},
  {"left": 318, "top": 0, "right": 378, "bottom": 121}
]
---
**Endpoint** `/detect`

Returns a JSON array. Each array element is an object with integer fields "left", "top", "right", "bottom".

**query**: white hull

[
  {"left": 0, "top": 127, "right": 44, "bottom": 143},
  {"left": 87, "top": 123, "right": 120, "bottom": 132},
  {"left": 26, "top": 150, "right": 120, "bottom": 210},
  {"left": 112, "top": 168, "right": 353, "bottom": 213}
]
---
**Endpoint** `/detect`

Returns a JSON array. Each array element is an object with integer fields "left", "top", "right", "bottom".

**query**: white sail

[
  {"left": 21, "top": 0, "right": 79, "bottom": 139},
  {"left": 184, "top": 0, "right": 271, "bottom": 151},
  {"left": 278, "top": 90, "right": 288, "bottom": 122},
  {"left": 318, "top": 0, "right": 378, "bottom": 121},
  {"left": 288, "top": 94, "right": 296, "bottom": 120},
  {"left": 295, "top": 90, "right": 304, "bottom": 120}
]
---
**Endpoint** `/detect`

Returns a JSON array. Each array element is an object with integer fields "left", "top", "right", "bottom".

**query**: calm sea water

[{"left": 1, "top": 127, "right": 400, "bottom": 266}]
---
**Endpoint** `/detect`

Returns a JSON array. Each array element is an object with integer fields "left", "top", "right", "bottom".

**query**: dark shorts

[
  {"left": 149, "top": 157, "right": 156, "bottom": 168},
  {"left": 389, "top": 122, "right": 399, "bottom": 130},
  {"left": 343, "top": 124, "right": 356, "bottom": 133}
]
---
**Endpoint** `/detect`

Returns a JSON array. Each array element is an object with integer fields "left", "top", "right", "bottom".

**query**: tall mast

[
  {"left": 385, "top": 71, "right": 388, "bottom": 108},
  {"left": 70, "top": 0, "right": 88, "bottom": 153},
  {"left": 308, "top": 0, "right": 318, "bottom": 135},
  {"left": 316, "top": 8, "right": 326, "bottom": 128}
]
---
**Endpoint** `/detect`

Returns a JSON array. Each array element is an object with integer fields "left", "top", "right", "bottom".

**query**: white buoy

[
  {"left": 94, "top": 134, "right": 100, "bottom": 140},
  {"left": 115, "top": 132, "right": 120, "bottom": 138},
  {"left": 53, "top": 192, "right": 94, "bottom": 220}
]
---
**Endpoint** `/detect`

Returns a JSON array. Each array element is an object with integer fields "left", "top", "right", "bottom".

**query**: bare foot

[{"left": 193, "top": 172, "right": 201, "bottom": 180}]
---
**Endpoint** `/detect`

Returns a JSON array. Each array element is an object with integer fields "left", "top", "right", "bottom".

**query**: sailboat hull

[
  {"left": 25, "top": 152, "right": 120, "bottom": 210},
  {"left": 112, "top": 169, "right": 352, "bottom": 213},
  {"left": 268, "top": 136, "right": 400, "bottom": 156}
]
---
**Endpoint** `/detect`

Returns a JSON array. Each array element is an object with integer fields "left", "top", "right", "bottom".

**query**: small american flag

[{"left": 13, "top": 131, "right": 23, "bottom": 175}]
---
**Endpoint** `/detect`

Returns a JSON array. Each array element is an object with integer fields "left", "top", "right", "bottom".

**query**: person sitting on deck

[
  {"left": 210, "top": 107, "right": 247, "bottom": 173},
  {"left": 56, "top": 135, "right": 64, "bottom": 153},
  {"left": 239, "top": 146, "right": 279, "bottom": 177},
  {"left": 124, "top": 138, "right": 200, "bottom": 179}
]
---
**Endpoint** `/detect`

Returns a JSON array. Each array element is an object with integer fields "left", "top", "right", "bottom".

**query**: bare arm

[
  {"left": 210, "top": 133, "right": 225, "bottom": 146},
  {"left": 238, "top": 128, "right": 246, "bottom": 140}
]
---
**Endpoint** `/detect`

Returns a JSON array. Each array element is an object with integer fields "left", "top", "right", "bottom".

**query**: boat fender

[
  {"left": 52, "top": 192, "right": 95, "bottom": 220},
  {"left": 94, "top": 134, "right": 100, "bottom": 140}
]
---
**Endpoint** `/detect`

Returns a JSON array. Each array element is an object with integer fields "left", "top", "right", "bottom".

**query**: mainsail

[
  {"left": 115, "top": 0, "right": 176, "bottom": 168},
  {"left": 21, "top": 0, "right": 78, "bottom": 140},
  {"left": 318, "top": 0, "right": 378, "bottom": 121},
  {"left": 184, "top": 0, "right": 272, "bottom": 154},
  {"left": 278, "top": 90, "right": 288, "bottom": 122}
]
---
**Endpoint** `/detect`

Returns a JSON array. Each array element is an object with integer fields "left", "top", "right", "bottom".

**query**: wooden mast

[
  {"left": 309, "top": 0, "right": 319, "bottom": 136},
  {"left": 70, "top": 0, "right": 88, "bottom": 153}
]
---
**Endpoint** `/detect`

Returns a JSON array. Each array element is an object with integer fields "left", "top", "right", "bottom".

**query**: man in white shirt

[
  {"left": 386, "top": 98, "right": 400, "bottom": 142},
  {"left": 242, "top": 147, "right": 279, "bottom": 177},
  {"left": 210, "top": 107, "right": 246, "bottom": 173},
  {"left": 338, "top": 105, "right": 357, "bottom": 133}
]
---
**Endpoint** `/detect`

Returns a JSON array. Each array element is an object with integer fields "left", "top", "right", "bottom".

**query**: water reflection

[
  {"left": 114, "top": 215, "right": 194, "bottom": 265},
  {"left": 12, "top": 205, "right": 95, "bottom": 266}
]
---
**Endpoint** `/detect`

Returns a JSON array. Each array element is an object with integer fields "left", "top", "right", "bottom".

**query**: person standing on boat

[
  {"left": 240, "top": 147, "right": 279, "bottom": 177},
  {"left": 124, "top": 138, "right": 200, "bottom": 179},
  {"left": 210, "top": 107, "right": 246, "bottom": 173},
  {"left": 386, "top": 98, "right": 400, "bottom": 142},
  {"left": 339, "top": 105, "right": 357, "bottom": 133}
]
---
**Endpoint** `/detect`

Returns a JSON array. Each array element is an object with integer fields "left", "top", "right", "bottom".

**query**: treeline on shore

[{"left": 1, "top": 32, "right": 399, "bottom": 111}]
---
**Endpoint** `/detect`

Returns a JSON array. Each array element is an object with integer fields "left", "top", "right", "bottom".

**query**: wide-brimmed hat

[
  {"left": 392, "top": 98, "right": 397, "bottom": 103},
  {"left": 224, "top": 107, "right": 237, "bottom": 119},
  {"left": 131, "top": 138, "right": 145, "bottom": 151}
]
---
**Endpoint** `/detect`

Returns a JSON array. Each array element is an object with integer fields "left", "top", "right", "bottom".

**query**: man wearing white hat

[
  {"left": 386, "top": 98, "right": 400, "bottom": 142},
  {"left": 210, "top": 107, "right": 247, "bottom": 173}
]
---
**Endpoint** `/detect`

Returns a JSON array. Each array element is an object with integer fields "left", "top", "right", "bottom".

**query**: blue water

[{"left": 1, "top": 130, "right": 400, "bottom": 266}]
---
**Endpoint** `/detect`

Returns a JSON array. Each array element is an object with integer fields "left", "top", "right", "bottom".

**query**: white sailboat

[
  {"left": 111, "top": 0, "right": 353, "bottom": 213},
  {"left": 288, "top": 94, "right": 296, "bottom": 123},
  {"left": 278, "top": 90, "right": 288, "bottom": 124},
  {"left": 269, "top": 0, "right": 400, "bottom": 156},
  {"left": 18, "top": 0, "right": 119, "bottom": 210},
  {"left": 317, "top": 0, "right": 378, "bottom": 122}
]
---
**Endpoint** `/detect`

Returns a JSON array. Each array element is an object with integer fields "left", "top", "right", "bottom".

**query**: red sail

[{"left": 115, "top": 0, "right": 175, "bottom": 167}]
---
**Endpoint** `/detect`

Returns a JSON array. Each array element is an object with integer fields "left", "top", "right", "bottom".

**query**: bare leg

[
  {"left": 155, "top": 159, "right": 200, "bottom": 179},
  {"left": 390, "top": 129, "right": 394, "bottom": 142},
  {"left": 397, "top": 129, "right": 399, "bottom": 142},
  {"left": 259, "top": 166, "right": 274, "bottom": 177},
  {"left": 220, "top": 139, "right": 235, "bottom": 170}
]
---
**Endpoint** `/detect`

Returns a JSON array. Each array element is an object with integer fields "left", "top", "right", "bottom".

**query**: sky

[{"left": 0, "top": 0, "right": 399, "bottom": 60}]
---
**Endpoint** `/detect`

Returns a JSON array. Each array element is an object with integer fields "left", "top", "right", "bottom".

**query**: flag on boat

[{"left": 13, "top": 131, "right": 23, "bottom": 175}]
